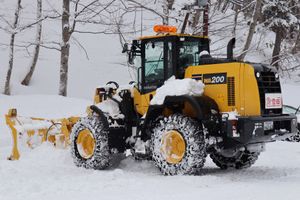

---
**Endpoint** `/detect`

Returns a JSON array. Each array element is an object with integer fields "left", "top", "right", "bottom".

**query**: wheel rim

[
  {"left": 161, "top": 130, "right": 186, "bottom": 164},
  {"left": 76, "top": 129, "right": 95, "bottom": 159}
]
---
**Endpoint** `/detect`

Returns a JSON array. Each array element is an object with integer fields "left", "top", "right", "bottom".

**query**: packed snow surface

[
  {"left": 1, "top": 92, "right": 300, "bottom": 200},
  {"left": 150, "top": 76, "right": 205, "bottom": 105}
]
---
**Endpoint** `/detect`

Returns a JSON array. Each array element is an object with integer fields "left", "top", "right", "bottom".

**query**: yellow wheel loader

[{"left": 70, "top": 25, "right": 298, "bottom": 175}]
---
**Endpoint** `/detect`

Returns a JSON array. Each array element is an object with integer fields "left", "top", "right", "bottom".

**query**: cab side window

[
  {"left": 144, "top": 41, "right": 164, "bottom": 89},
  {"left": 178, "top": 41, "right": 199, "bottom": 78}
]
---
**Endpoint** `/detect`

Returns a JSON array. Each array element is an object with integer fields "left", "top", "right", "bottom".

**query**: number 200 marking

[{"left": 211, "top": 76, "right": 225, "bottom": 83}]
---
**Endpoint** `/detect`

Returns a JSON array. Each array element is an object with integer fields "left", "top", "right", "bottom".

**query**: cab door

[{"left": 134, "top": 39, "right": 173, "bottom": 115}]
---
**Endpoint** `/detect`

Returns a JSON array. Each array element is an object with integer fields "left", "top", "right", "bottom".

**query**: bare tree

[
  {"left": 239, "top": 0, "right": 261, "bottom": 61},
  {"left": 232, "top": 3, "right": 242, "bottom": 38},
  {"left": 3, "top": 0, "right": 22, "bottom": 95},
  {"left": 162, "top": 0, "right": 175, "bottom": 25},
  {"left": 58, "top": 0, "right": 122, "bottom": 96},
  {"left": 262, "top": 0, "right": 299, "bottom": 69},
  {"left": 59, "top": 0, "right": 71, "bottom": 96},
  {"left": 21, "top": 0, "right": 42, "bottom": 86},
  {"left": 292, "top": 33, "right": 300, "bottom": 54}
]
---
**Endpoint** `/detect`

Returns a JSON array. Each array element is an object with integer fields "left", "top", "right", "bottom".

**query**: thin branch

[
  {"left": 16, "top": 14, "right": 61, "bottom": 33},
  {"left": 70, "top": 0, "right": 80, "bottom": 34},
  {"left": 71, "top": 35, "right": 89, "bottom": 59},
  {"left": 127, "top": 0, "right": 164, "bottom": 19}
]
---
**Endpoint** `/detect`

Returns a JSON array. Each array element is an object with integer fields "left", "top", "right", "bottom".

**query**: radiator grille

[
  {"left": 257, "top": 72, "right": 282, "bottom": 115},
  {"left": 227, "top": 77, "right": 235, "bottom": 106}
]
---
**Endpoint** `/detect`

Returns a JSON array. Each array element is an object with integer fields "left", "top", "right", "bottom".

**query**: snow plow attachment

[{"left": 5, "top": 108, "right": 79, "bottom": 160}]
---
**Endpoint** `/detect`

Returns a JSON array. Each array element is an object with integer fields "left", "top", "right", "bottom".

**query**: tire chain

[{"left": 210, "top": 150, "right": 260, "bottom": 170}]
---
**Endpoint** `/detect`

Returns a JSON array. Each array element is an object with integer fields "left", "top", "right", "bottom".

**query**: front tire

[
  {"left": 151, "top": 114, "right": 206, "bottom": 175},
  {"left": 71, "top": 115, "right": 110, "bottom": 169}
]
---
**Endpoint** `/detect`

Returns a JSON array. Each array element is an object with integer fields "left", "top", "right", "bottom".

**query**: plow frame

[{"left": 5, "top": 108, "right": 79, "bottom": 160}]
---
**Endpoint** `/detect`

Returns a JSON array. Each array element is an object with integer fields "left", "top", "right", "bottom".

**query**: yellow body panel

[
  {"left": 133, "top": 88, "right": 155, "bottom": 115},
  {"left": 242, "top": 63, "right": 261, "bottom": 116},
  {"left": 185, "top": 62, "right": 261, "bottom": 116},
  {"left": 133, "top": 62, "right": 261, "bottom": 117}
]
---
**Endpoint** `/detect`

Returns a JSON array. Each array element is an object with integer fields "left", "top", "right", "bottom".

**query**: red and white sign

[{"left": 265, "top": 93, "right": 282, "bottom": 109}]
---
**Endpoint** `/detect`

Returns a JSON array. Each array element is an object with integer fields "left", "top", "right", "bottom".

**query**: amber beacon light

[{"left": 153, "top": 25, "right": 177, "bottom": 33}]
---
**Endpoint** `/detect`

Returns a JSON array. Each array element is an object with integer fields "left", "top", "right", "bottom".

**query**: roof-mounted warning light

[{"left": 153, "top": 25, "right": 177, "bottom": 33}]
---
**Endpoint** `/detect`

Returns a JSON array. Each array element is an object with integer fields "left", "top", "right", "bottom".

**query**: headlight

[
  {"left": 292, "top": 119, "right": 297, "bottom": 125},
  {"left": 256, "top": 72, "right": 261, "bottom": 78},
  {"left": 275, "top": 73, "right": 279, "bottom": 80},
  {"left": 264, "top": 121, "right": 274, "bottom": 131}
]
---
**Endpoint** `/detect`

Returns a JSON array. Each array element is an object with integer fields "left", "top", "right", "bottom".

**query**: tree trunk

[
  {"left": 161, "top": 0, "right": 175, "bottom": 25},
  {"left": 191, "top": 9, "right": 201, "bottom": 30},
  {"left": 203, "top": 4, "right": 209, "bottom": 37},
  {"left": 239, "top": 0, "right": 262, "bottom": 61},
  {"left": 181, "top": 12, "right": 190, "bottom": 34},
  {"left": 4, "top": 0, "right": 22, "bottom": 95},
  {"left": 271, "top": 29, "right": 284, "bottom": 70},
  {"left": 162, "top": 1, "right": 169, "bottom": 25},
  {"left": 221, "top": 0, "right": 229, "bottom": 13},
  {"left": 21, "top": 0, "right": 42, "bottom": 86},
  {"left": 59, "top": 0, "right": 70, "bottom": 96},
  {"left": 232, "top": 5, "right": 240, "bottom": 38},
  {"left": 167, "top": 0, "right": 174, "bottom": 10},
  {"left": 216, "top": 0, "right": 222, "bottom": 10},
  {"left": 292, "top": 33, "right": 300, "bottom": 54}
]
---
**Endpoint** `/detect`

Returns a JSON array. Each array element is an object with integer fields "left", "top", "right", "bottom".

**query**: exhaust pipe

[{"left": 227, "top": 38, "right": 236, "bottom": 60}]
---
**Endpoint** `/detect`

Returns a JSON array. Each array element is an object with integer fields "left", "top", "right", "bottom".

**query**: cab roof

[{"left": 139, "top": 33, "right": 209, "bottom": 40}]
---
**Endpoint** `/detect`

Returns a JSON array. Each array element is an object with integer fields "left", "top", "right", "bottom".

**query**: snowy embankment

[{"left": 0, "top": 88, "right": 300, "bottom": 200}]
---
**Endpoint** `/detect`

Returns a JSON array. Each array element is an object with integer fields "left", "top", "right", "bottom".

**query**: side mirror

[
  {"left": 122, "top": 43, "right": 129, "bottom": 53},
  {"left": 128, "top": 52, "right": 134, "bottom": 65}
]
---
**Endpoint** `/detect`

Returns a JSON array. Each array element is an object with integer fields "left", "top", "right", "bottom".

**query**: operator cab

[{"left": 125, "top": 26, "right": 210, "bottom": 94}]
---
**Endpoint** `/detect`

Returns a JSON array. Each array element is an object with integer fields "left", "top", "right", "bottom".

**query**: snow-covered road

[
  {"left": 0, "top": 93, "right": 300, "bottom": 200},
  {"left": 0, "top": 142, "right": 299, "bottom": 200}
]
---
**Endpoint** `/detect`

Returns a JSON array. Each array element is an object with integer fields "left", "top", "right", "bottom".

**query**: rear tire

[
  {"left": 286, "top": 130, "right": 300, "bottom": 142},
  {"left": 210, "top": 150, "right": 260, "bottom": 170},
  {"left": 71, "top": 115, "right": 110, "bottom": 169},
  {"left": 151, "top": 114, "right": 206, "bottom": 175}
]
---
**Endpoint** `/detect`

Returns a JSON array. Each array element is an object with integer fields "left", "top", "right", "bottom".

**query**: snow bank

[{"left": 150, "top": 76, "right": 205, "bottom": 105}]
